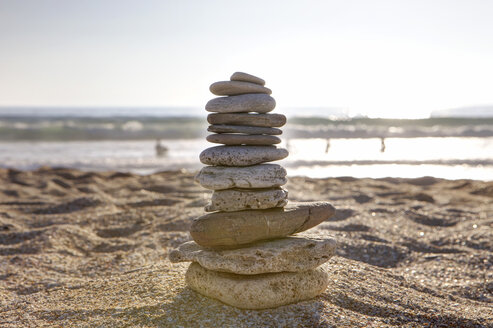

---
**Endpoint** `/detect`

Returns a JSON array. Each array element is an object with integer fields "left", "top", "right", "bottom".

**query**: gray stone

[
  {"left": 206, "top": 134, "right": 281, "bottom": 145},
  {"left": 210, "top": 81, "right": 272, "bottom": 96},
  {"left": 195, "top": 164, "right": 287, "bottom": 190},
  {"left": 186, "top": 263, "right": 329, "bottom": 310},
  {"left": 190, "top": 202, "right": 336, "bottom": 248},
  {"left": 230, "top": 72, "right": 265, "bottom": 85},
  {"left": 200, "top": 146, "right": 288, "bottom": 166},
  {"left": 208, "top": 125, "right": 282, "bottom": 135},
  {"left": 169, "top": 235, "right": 337, "bottom": 274},
  {"left": 206, "top": 94, "right": 275, "bottom": 113},
  {"left": 205, "top": 188, "right": 288, "bottom": 212},
  {"left": 207, "top": 113, "right": 286, "bottom": 127}
]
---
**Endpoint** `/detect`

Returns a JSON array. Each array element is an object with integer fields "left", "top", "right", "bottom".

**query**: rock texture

[
  {"left": 169, "top": 235, "right": 337, "bottom": 274},
  {"left": 208, "top": 124, "right": 282, "bottom": 135},
  {"left": 186, "top": 263, "right": 330, "bottom": 310},
  {"left": 195, "top": 164, "right": 287, "bottom": 190},
  {"left": 210, "top": 81, "right": 272, "bottom": 96},
  {"left": 230, "top": 72, "right": 265, "bottom": 85},
  {"left": 207, "top": 113, "right": 286, "bottom": 127},
  {"left": 205, "top": 188, "right": 288, "bottom": 212},
  {"left": 171, "top": 72, "right": 338, "bottom": 310},
  {"left": 190, "top": 202, "right": 336, "bottom": 248},
  {"left": 200, "top": 146, "right": 288, "bottom": 166},
  {"left": 206, "top": 94, "right": 275, "bottom": 113},
  {"left": 206, "top": 134, "right": 281, "bottom": 146}
]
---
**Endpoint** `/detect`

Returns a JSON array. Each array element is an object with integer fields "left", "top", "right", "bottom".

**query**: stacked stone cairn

[{"left": 170, "top": 72, "right": 337, "bottom": 310}]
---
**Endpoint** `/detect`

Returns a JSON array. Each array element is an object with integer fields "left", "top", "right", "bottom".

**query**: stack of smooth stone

[{"left": 170, "top": 72, "right": 337, "bottom": 310}]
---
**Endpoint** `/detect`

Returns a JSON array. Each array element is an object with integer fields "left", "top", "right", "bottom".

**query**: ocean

[{"left": 1, "top": 107, "right": 493, "bottom": 180}]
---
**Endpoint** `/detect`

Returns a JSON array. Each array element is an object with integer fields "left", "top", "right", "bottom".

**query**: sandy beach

[
  {"left": 0, "top": 167, "right": 490, "bottom": 327},
  {"left": 2, "top": 0, "right": 493, "bottom": 326}
]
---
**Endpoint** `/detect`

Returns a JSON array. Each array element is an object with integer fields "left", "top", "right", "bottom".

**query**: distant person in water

[
  {"left": 380, "top": 137, "right": 386, "bottom": 153},
  {"left": 325, "top": 139, "right": 331, "bottom": 153},
  {"left": 155, "top": 139, "right": 168, "bottom": 157}
]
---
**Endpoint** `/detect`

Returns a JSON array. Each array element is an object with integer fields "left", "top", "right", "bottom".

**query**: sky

[{"left": 0, "top": 0, "right": 493, "bottom": 118}]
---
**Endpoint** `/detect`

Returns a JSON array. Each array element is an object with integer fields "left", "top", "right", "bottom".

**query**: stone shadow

[{"left": 33, "top": 287, "right": 330, "bottom": 327}]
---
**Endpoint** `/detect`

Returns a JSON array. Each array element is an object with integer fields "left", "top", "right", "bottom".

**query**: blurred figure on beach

[
  {"left": 155, "top": 139, "right": 168, "bottom": 157},
  {"left": 380, "top": 137, "right": 386, "bottom": 153},
  {"left": 325, "top": 139, "right": 331, "bottom": 153}
]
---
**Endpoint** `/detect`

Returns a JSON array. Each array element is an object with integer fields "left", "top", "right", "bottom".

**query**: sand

[{"left": 0, "top": 167, "right": 491, "bottom": 327}]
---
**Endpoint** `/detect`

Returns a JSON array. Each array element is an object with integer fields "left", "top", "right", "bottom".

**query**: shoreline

[{"left": 0, "top": 168, "right": 492, "bottom": 327}]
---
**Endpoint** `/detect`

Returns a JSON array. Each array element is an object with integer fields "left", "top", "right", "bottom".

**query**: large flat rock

[
  {"left": 206, "top": 94, "right": 275, "bottom": 113},
  {"left": 186, "top": 262, "right": 329, "bottom": 310},
  {"left": 205, "top": 188, "right": 288, "bottom": 212},
  {"left": 207, "top": 113, "right": 286, "bottom": 127},
  {"left": 190, "top": 201, "right": 336, "bottom": 248},
  {"left": 208, "top": 124, "right": 282, "bottom": 135},
  {"left": 210, "top": 81, "right": 272, "bottom": 96},
  {"left": 195, "top": 164, "right": 287, "bottom": 190},
  {"left": 169, "top": 235, "right": 337, "bottom": 274},
  {"left": 200, "top": 146, "right": 288, "bottom": 166}
]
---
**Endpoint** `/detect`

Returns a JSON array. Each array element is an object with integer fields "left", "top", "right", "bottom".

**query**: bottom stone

[{"left": 185, "top": 262, "right": 329, "bottom": 310}]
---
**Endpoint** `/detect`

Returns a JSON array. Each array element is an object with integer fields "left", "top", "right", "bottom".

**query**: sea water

[
  {"left": 1, "top": 108, "right": 492, "bottom": 180},
  {"left": 1, "top": 137, "right": 492, "bottom": 180}
]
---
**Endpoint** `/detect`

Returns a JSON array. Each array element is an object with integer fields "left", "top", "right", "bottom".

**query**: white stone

[
  {"left": 205, "top": 188, "right": 288, "bottom": 212},
  {"left": 195, "top": 164, "right": 287, "bottom": 190},
  {"left": 200, "top": 146, "right": 288, "bottom": 166},
  {"left": 170, "top": 235, "right": 337, "bottom": 274},
  {"left": 186, "top": 263, "right": 329, "bottom": 310}
]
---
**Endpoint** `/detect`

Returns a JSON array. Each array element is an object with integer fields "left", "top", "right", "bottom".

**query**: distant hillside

[{"left": 431, "top": 106, "right": 493, "bottom": 118}]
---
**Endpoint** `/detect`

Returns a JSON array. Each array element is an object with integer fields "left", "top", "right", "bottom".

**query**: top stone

[
  {"left": 210, "top": 81, "right": 272, "bottom": 96},
  {"left": 230, "top": 72, "right": 265, "bottom": 86}
]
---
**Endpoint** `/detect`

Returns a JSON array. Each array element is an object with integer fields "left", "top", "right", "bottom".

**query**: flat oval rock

[
  {"left": 208, "top": 125, "right": 282, "bottom": 135},
  {"left": 200, "top": 146, "right": 288, "bottom": 166},
  {"left": 230, "top": 72, "right": 265, "bottom": 85},
  {"left": 195, "top": 164, "right": 287, "bottom": 190},
  {"left": 208, "top": 113, "right": 286, "bottom": 127},
  {"left": 205, "top": 188, "right": 288, "bottom": 212},
  {"left": 206, "top": 94, "right": 275, "bottom": 113},
  {"left": 190, "top": 201, "right": 336, "bottom": 248},
  {"left": 186, "top": 263, "right": 329, "bottom": 310},
  {"left": 210, "top": 81, "right": 272, "bottom": 96},
  {"left": 206, "top": 134, "right": 281, "bottom": 145},
  {"left": 170, "top": 235, "right": 337, "bottom": 274}
]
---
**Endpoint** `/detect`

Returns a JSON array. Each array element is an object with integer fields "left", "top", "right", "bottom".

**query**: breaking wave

[{"left": 1, "top": 115, "right": 493, "bottom": 141}]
